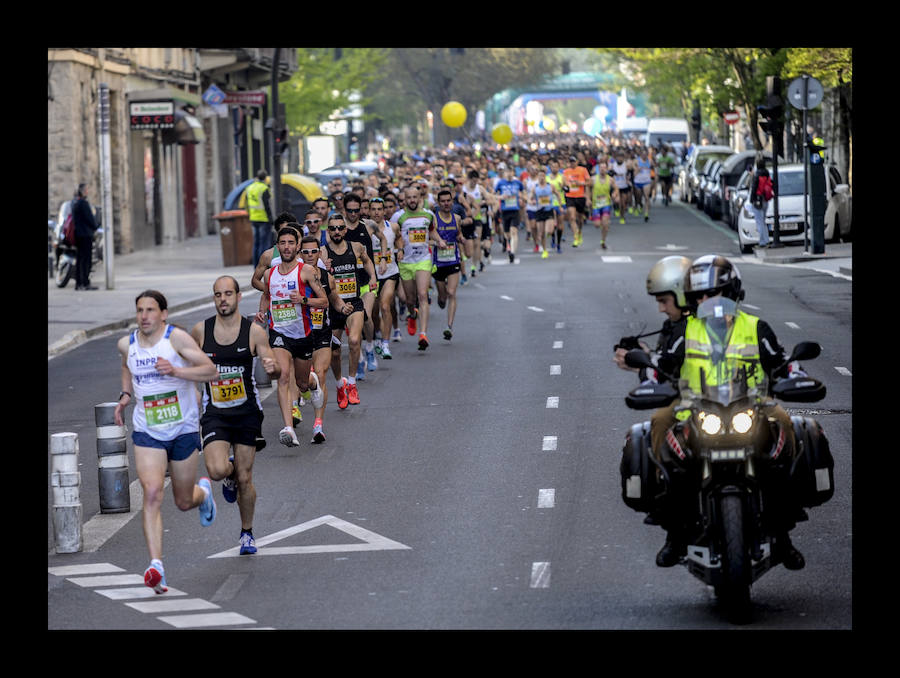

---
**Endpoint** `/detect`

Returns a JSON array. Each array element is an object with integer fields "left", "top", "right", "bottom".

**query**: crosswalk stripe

[
  {"left": 156, "top": 612, "right": 257, "bottom": 628},
  {"left": 125, "top": 598, "right": 220, "bottom": 614}
]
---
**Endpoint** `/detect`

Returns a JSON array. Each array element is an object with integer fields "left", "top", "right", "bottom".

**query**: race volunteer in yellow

[{"left": 247, "top": 170, "right": 274, "bottom": 269}]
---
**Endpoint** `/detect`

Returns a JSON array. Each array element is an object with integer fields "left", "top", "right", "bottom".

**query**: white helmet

[
  {"left": 686, "top": 254, "right": 744, "bottom": 303},
  {"left": 646, "top": 256, "right": 692, "bottom": 309}
]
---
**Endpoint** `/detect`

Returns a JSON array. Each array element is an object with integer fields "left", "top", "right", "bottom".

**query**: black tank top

[
  {"left": 343, "top": 222, "right": 372, "bottom": 287},
  {"left": 201, "top": 316, "right": 262, "bottom": 416},
  {"left": 324, "top": 241, "right": 362, "bottom": 301}
]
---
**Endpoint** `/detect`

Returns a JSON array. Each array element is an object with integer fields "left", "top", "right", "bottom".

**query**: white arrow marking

[{"left": 207, "top": 515, "right": 411, "bottom": 558}]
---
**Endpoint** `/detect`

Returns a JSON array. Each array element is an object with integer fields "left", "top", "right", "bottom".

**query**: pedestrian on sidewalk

[
  {"left": 71, "top": 183, "right": 99, "bottom": 290},
  {"left": 247, "top": 170, "right": 274, "bottom": 267},
  {"left": 749, "top": 155, "right": 772, "bottom": 249}
]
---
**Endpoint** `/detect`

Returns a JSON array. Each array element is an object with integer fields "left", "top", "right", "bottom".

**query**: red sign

[
  {"left": 723, "top": 111, "right": 741, "bottom": 125},
  {"left": 223, "top": 90, "right": 266, "bottom": 106}
]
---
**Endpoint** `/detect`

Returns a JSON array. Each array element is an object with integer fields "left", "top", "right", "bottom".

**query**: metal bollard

[
  {"left": 95, "top": 403, "right": 130, "bottom": 513},
  {"left": 50, "top": 432, "right": 82, "bottom": 553}
]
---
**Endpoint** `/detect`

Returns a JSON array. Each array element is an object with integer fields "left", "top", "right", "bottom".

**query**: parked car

[
  {"left": 679, "top": 144, "right": 733, "bottom": 204},
  {"left": 694, "top": 159, "right": 720, "bottom": 210},
  {"left": 701, "top": 161, "right": 726, "bottom": 217},
  {"left": 727, "top": 169, "right": 753, "bottom": 230},
  {"left": 736, "top": 163, "right": 853, "bottom": 253}
]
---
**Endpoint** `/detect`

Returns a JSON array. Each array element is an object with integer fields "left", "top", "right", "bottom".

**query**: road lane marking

[
  {"left": 555, "top": 322, "right": 565, "bottom": 329},
  {"left": 601, "top": 256, "right": 632, "bottom": 263},
  {"left": 66, "top": 574, "right": 145, "bottom": 587},
  {"left": 552, "top": 341, "right": 563, "bottom": 349},
  {"left": 48, "top": 563, "right": 124, "bottom": 577},
  {"left": 126, "top": 598, "right": 220, "bottom": 614},
  {"left": 785, "top": 321, "right": 800, "bottom": 329},
  {"left": 538, "top": 489, "right": 555, "bottom": 508},
  {"left": 156, "top": 612, "right": 257, "bottom": 628},
  {"left": 207, "top": 514, "right": 411, "bottom": 558},
  {"left": 542, "top": 436, "right": 558, "bottom": 451},
  {"left": 546, "top": 397, "right": 559, "bottom": 409},
  {"left": 527, "top": 306, "right": 544, "bottom": 312},
  {"left": 500, "top": 295, "right": 514, "bottom": 300},
  {"left": 96, "top": 586, "right": 188, "bottom": 600},
  {"left": 211, "top": 573, "right": 251, "bottom": 602},
  {"left": 550, "top": 365, "right": 561, "bottom": 375},
  {"left": 530, "top": 562, "right": 551, "bottom": 588},
  {"left": 835, "top": 366, "right": 852, "bottom": 376}
]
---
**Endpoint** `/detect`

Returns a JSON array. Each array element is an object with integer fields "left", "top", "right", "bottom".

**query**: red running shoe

[
  {"left": 347, "top": 383, "right": 360, "bottom": 405},
  {"left": 407, "top": 307, "right": 417, "bottom": 335},
  {"left": 337, "top": 382, "right": 349, "bottom": 409}
]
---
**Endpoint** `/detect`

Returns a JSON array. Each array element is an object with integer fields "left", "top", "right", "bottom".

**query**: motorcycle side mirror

[
  {"left": 790, "top": 341, "right": 821, "bottom": 362},
  {"left": 624, "top": 349, "right": 654, "bottom": 371}
]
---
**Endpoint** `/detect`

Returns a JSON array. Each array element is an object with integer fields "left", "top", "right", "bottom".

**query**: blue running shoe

[
  {"left": 198, "top": 477, "right": 216, "bottom": 526},
  {"left": 222, "top": 457, "right": 237, "bottom": 504},
  {"left": 366, "top": 349, "right": 378, "bottom": 372},
  {"left": 239, "top": 532, "right": 257, "bottom": 555},
  {"left": 144, "top": 560, "right": 168, "bottom": 594},
  {"left": 356, "top": 360, "right": 366, "bottom": 381}
]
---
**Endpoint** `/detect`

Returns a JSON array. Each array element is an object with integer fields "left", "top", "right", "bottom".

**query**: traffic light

[
  {"left": 274, "top": 118, "right": 289, "bottom": 156},
  {"left": 757, "top": 102, "right": 784, "bottom": 156}
]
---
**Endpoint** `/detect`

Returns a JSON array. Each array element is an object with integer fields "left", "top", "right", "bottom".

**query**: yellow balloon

[
  {"left": 441, "top": 101, "right": 467, "bottom": 128},
  {"left": 492, "top": 122, "right": 513, "bottom": 145}
]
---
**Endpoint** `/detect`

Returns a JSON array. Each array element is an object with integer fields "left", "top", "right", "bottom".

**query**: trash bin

[{"left": 214, "top": 210, "right": 253, "bottom": 266}]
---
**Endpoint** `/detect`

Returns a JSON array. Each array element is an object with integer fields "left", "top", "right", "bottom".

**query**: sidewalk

[
  {"left": 48, "top": 232, "right": 258, "bottom": 357},
  {"left": 750, "top": 240, "right": 852, "bottom": 277}
]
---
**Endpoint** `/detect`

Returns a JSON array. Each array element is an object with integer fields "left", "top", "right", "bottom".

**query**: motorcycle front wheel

[
  {"left": 55, "top": 259, "right": 74, "bottom": 288},
  {"left": 716, "top": 494, "right": 752, "bottom": 623}
]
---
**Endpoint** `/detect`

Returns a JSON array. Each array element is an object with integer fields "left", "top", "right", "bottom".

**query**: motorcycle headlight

[
  {"left": 731, "top": 410, "right": 754, "bottom": 434},
  {"left": 699, "top": 412, "right": 723, "bottom": 435}
]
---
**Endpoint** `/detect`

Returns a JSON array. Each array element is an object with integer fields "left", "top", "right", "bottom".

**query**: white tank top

[
  {"left": 612, "top": 160, "right": 629, "bottom": 189},
  {"left": 372, "top": 220, "right": 400, "bottom": 279},
  {"left": 128, "top": 325, "right": 200, "bottom": 440},
  {"left": 266, "top": 261, "right": 314, "bottom": 339}
]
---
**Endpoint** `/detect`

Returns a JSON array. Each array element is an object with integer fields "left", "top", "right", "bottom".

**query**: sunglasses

[
  {"left": 300, "top": 248, "right": 319, "bottom": 255},
  {"left": 328, "top": 225, "right": 346, "bottom": 231},
  {"left": 305, "top": 220, "right": 321, "bottom": 226},
  {"left": 345, "top": 208, "right": 360, "bottom": 213}
]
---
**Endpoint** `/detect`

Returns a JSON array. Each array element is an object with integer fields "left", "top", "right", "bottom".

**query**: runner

[
  {"left": 546, "top": 158, "right": 566, "bottom": 253},
  {"left": 113, "top": 290, "right": 219, "bottom": 593},
  {"left": 634, "top": 146, "right": 655, "bottom": 222},
  {"left": 495, "top": 166, "right": 526, "bottom": 263},
  {"left": 656, "top": 144, "right": 677, "bottom": 206},
  {"left": 590, "top": 161, "right": 619, "bottom": 250},
  {"left": 461, "top": 169, "right": 488, "bottom": 280},
  {"left": 392, "top": 184, "right": 447, "bottom": 350},
  {"left": 563, "top": 155, "right": 591, "bottom": 247},
  {"left": 381, "top": 191, "right": 404, "bottom": 344},
  {"left": 432, "top": 189, "right": 462, "bottom": 340},
  {"left": 191, "top": 276, "right": 280, "bottom": 555},
  {"left": 530, "top": 171, "right": 561, "bottom": 259},
  {"left": 610, "top": 151, "right": 632, "bottom": 224},
  {"left": 368, "top": 197, "right": 400, "bottom": 359},
  {"left": 322, "top": 213, "right": 377, "bottom": 406},
  {"left": 263, "top": 226, "right": 330, "bottom": 446}
]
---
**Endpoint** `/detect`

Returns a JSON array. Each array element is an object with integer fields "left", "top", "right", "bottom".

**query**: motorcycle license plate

[{"left": 709, "top": 447, "right": 750, "bottom": 462}]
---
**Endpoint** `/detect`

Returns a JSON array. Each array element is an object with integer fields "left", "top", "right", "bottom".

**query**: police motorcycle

[{"left": 619, "top": 297, "right": 834, "bottom": 623}]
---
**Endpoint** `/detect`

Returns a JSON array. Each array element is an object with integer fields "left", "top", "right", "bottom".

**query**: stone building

[{"left": 48, "top": 48, "right": 296, "bottom": 254}]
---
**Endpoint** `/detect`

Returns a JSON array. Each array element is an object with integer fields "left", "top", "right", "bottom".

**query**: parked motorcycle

[
  {"left": 619, "top": 312, "right": 834, "bottom": 623},
  {"left": 51, "top": 213, "right": 103, "bottom": 288}
]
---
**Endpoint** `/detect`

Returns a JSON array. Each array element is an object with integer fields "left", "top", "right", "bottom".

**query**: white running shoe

[
  {"left": 309, "top": 371, "right": 325, "bottom": 409},
  {"left": 381, "top": 341, "right": 392, "bottom": 359},
  {"left": 279, "top": 426, "right": 299, "bottom": 447},
  {"left": 391, "top": 328, "right": 402, "bottom": 342}
]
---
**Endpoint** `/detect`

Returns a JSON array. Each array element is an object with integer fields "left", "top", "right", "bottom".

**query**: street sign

[
  {"left": 223, "top": 90, "right": 266, "bottom": 106},
  {"left": 202, "top": 84, "right": 225, "bottom": 106},
  {"left": 129, "top": 100, "right": 175, "bottom": 130},
  {"left": 787, "top": 76, "right": 824, "bottom": 110},
  {"left": 723, "top": 111, "right": 741, "bottom": 125}
]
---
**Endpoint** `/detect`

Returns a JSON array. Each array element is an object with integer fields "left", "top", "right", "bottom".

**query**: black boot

[
  {"left": 656, "top": 530, "right": 686, "bottom": 567},
  {"left": 774, "top": 533, "right": 805, "bottom": 570}
]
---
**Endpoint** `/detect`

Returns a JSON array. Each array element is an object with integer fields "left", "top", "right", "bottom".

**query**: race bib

[
  {"left": 310, "top": 308, "right": 324, "bottom": 330},
  {"left": 271, "top": 297, "right": 299, "bottom": 327},
  {"left": 538, "top": 195, "right": 551, "bottom": 206},
  {"left": 503, "top": 196, "right": 518, "bottom": 209},
  {"left": 209, "top": 371, "right": 247, "bottom": 408},
  {"left": 336, "top": 271, "right": 357, "bottom": 299},
  {"left": 143, "top": 391, "right": 183, "bottom": 428},
  {"left": 436, "top": 245, "right": 457, "bottom": 262},
  {"left": 409, "top": 227, "right": 427, "bottom": 244}
]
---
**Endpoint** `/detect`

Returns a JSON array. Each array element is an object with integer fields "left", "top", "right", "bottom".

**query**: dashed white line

[
  {"left": 538, "top": 489, "right": 556, "bottom": 508},
  {"left": 550, "top": 364, "right": 561, "bottom": 375},
  {"left": 542, "top": 436, "right": 558, "bottom": 451},
  {"left": 546, "top": 397, "right": 559, "bottom": 409},
  {"left": 500, "top": 295, "right": 514, "bottom": 301},
  {"left": 785, "top": 321, "right": 800, "bottom": 329},
  {"left": 552, "top": 341, "right": 563, "bottom": 349},
  {"left": 835, "top": 366, "right": 852, "bottom": 376},
  {"left": 530, "top": 562, "right": 551, "bottom": 588},
  {"left": 555, "top": 322, "right": 565, "bottom": 329},
  {"left": 527, "top": 306, "right": 544, "bottom": 312}
]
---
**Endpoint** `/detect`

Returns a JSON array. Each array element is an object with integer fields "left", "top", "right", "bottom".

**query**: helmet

[
  {"left": 685, "top": 254, "right": 744, "bottom": 303},
  {"left": 646, "top": 256, "right": 692, "bottom": 309}
]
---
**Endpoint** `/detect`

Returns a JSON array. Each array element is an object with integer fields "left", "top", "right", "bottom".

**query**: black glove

[{"left": 614, "top": 335, "right": 641, "bottom": 352}]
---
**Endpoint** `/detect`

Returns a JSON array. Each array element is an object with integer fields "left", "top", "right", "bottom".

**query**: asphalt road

[{"left": 47, "top": 201, "right": 852, "bottom": 630}]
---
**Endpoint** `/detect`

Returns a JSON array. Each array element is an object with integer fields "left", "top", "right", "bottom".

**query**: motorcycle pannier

[
  {"left": 620, "top": 421, "right": 663, "bottom": 513},
  {"left": 789, "top": 416, "right": 835, "bottom": 508}
]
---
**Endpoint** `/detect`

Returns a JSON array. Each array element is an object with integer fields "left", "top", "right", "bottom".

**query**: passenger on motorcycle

[{"left": 649, "top": 254, "right": 808, "bottom": 570}]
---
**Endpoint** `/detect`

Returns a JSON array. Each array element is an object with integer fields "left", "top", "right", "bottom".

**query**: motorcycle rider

[{"left": 649, "top": 254, "right": 807, "bottom": 570}]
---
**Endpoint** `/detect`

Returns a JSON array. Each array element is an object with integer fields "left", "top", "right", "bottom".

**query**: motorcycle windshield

[{"left": 680, "top": 310, "right": 768, "bottom": 406}]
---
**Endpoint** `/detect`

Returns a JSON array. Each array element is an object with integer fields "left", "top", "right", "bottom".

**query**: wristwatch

[{"left": 301, "top": 296, "right": 308, "bottom": 305}]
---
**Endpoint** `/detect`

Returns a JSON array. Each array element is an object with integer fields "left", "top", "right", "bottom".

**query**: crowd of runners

[{"left": 113, "top": 130, "right": 688, "bottom": 591}]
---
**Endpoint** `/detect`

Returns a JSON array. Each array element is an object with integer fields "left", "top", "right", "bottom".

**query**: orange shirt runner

[{"left": 563, "top": 166, "right": 591, "bottom": 199}]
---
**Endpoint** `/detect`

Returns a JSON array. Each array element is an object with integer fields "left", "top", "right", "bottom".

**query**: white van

[
  {"left": 619, "top": 116, "right": 648, "bottom": 138},
  {"left": 645, "top": 118, "right": 690, "bottom": 148}
]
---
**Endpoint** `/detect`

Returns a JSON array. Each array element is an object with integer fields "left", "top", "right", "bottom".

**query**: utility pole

[
  {"left": 98, "top": 83, "right": 115, "bottom": 288},
  {"left": 757, "top": 76, "right": 784, "bottom": 247},
  {"left": 270, "top": 48, "right": 282, "bottom": 215}
]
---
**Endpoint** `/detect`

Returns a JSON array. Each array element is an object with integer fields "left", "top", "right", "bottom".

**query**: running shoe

[
  {"left": 533, "top": 245, "right": 539, "bottom": 253},
  {"left": 382, "top": 341, "right": 393, "bottom": 359},
  {"left": 198, "top": 477, "right": 216, "bottom": 526},
  {"left": 460, "top": 272, "right": 468, "bottom": 285},
  {"left": 311, "top": 422, "right": 326, "bottom": 444},
  {"left": 509, "top": 251, "right": 515, "bottom": 263},
  {"left": 366, "top": 349, "right": 378, "bottom": 372},
  {"left": 374, "top": 342, "right": 383, "bottom": 355},
  {"left": 541, "top": 250, "right": 549, "bottom": 259},
  {"left": 279, "top": 426, "right": 300, "bottom": 447},
  {"left": 644, "top": 215, "right": 649, "bottom": 222},
  {"left": 443, "top": 327, "right": 452, "bottom": 341},
  {"left": 309, "top": 371, "right": 324, "bottom": 409},
  {"left": 336, "top": 382, "right": 349, "bottom": 409},
  {"left": 347, "top": 382, "right": 360, "bottom": 405},
  {"left": 437, "top": 297, "right": 446, "bottom": 309},
  {"left": 292, "top": 403, "right": 302, "bottom": 426},
  {"left": 239, "top": 532, "right": 257, "bottom": 555},
  {"left": 391, "top": 328, "right": 402, "bottom": 342},
  {"left": 407, "top": 308, "right": 417, "bottom": 335},
  {"left": 144, "top": 561, "right": 168, "bottom": 594},
  {"left": 556, "top": 244, "right": 562, "bottom": 254},
  {"left": 619, "top": 217, "right": 625, "bottom": 224},
  {"left": 479, "top": 261, "right": 485, "bottom": 272},
  {"left": 601, "top": 241, "right": 607, "bottom": 250},
  {"left": 222, "top": 456, "right": 237, "bottom": 503},
  {"left": 418, "top": 333, "right": 429, "bottom": 351},
  {"left": 470, "top": 268, "right": 476, "bottom": 278},
  {"left": 356, "top": 360, "right": 366, "bottom": 381}
]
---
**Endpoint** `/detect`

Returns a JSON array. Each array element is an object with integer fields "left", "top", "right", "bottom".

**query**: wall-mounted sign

[
  {"left": 130, "top": 100, "right": 175, "bottom": 130},
  {"left": 223, "top": 90, "right": 266, "bottom": 106}
]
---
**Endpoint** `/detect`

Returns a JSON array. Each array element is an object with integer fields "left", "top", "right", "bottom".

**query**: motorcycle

[
  {"left": 618, "top": 305, "right": 834, "bottom": 623},
  {"left": 51, "top": 212, "right": 103, "bottom": 289}
]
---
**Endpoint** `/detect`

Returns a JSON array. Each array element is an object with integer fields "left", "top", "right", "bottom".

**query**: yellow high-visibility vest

[
  {"left": 246, "top": 181, "right": 269, "bottom": 223},
  {"left": 682, "top": 311, "right": 765, "bottom": 393}
]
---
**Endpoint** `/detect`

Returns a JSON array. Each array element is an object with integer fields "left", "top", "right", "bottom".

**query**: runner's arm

[
  {"left": 249, "top": 322, "right": 281, "bottom": 378},
  {"left": 161, "top": 328, "right": 219, "bottom": 382},
  {"left": 114, "top": 336, "right": 133, "bottom": 427}
]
